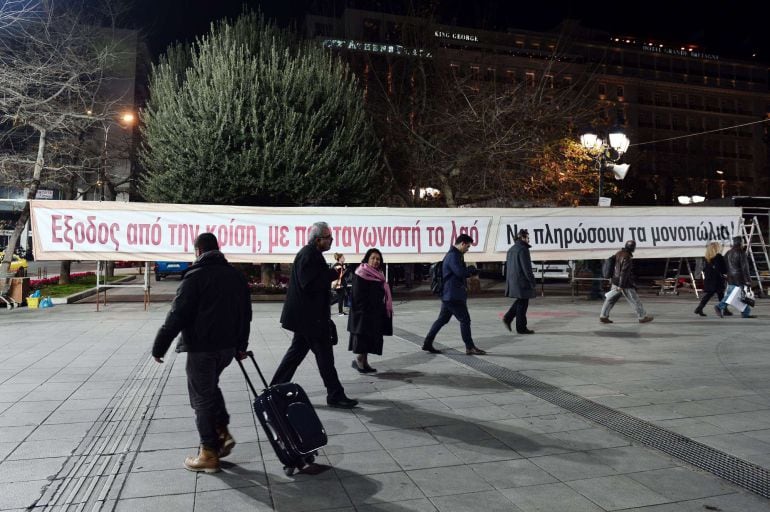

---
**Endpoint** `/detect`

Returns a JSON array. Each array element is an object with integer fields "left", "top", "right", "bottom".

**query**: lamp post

[
  {"left": 97, "top": 111, "right": 136, "bottom": 201},
  {"left": 580, "top": 127, "right": 630, "bottom": 204}
]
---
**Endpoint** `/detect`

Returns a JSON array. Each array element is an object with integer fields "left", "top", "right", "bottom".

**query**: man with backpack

[
  {"left": 599, "top": 240, "right": 654, "bottom": 324},
  {"left": 422, "top": 234, "right": 487, "bottom": 355},
  {"left": 503, "top": 229, "right": 536, "bottom": 334}
]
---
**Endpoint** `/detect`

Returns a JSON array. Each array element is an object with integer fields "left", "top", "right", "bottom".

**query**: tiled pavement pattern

[{"left": 1, "top": 295, "right": 770, "bottom": 511}]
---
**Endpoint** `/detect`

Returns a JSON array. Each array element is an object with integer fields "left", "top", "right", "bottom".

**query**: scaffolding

[
  {"left": 657, "top": 258, "right": 701, "bottom": 297},
  {"left": 740, "top": 216, "right": 770, "bottom": 297}
]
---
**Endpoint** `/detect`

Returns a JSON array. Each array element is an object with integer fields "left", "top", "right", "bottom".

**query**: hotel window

[
  {"left": 505, "top": 70, "right": 516, "bottom": 84},
  {"left": 563, "top": 76, "right": 573, "bottom": 86},
  {"left": 525, "top": 72, "right": 535, "bottom": 87},
  {"left": 470, "top": 66, "right": 480, "bottom": 81},
  {"left": 450, "top": 63, "right": 459, "bottom": 78},
  {"left": 314, "top": 23, "right": 333, "bottom": 37},
  {"left": 616, "top": 85, "right": 624, "bottom": 100},
  {"left": 597, "top": 83, "right": 606, "bottom": 98},
  {"left": 363, "top": 18, "right": 381, "bottom": 41},
  {"left": 544, "top": 74, "right": 554, "bottom": 88},
  {"left": 638, "top": 111, "right": 652, "bottom": 128},
  {"left": 486, "top": 67, "right": 496, "bottom": 81},
  {"left": 515, "top": 40, "right": 524, "bottom": 49},
  {"left": 384, "top": 22, "right": 401, "bottom": 43}
]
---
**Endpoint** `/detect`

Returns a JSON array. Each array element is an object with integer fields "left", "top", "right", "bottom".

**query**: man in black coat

[
  {"left": 715, "top": 236, "right": 755, "bottom": 318},
  {"left": 599, "top": 240, "right": 653, "bottom": 324},
  {"left": 271, "top": 221, "right": 358, "bottom": 408},
  {"left": 152, "top": 233, "right": 252, "bottom": 473},
  {"left": 503, "top": 229, "right": 536, "bottom": 334}
]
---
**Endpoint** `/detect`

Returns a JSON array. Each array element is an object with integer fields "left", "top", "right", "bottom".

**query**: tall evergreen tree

[{"left": 140, "top": 13, "right": 380, "bottom": 206}]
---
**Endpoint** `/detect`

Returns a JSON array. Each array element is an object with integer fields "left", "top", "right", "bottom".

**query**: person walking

[
  {"left": 152, "top": 233, "right": 252, "bottom": 473},
  {"left": 503, "top": 229, "right": 536, "bottom": 334},
  {"left": 422, "top": 234, "right": 487, "bottom": 355},
  {"left": 599, "top": 240, "right": 654, "bottom": 324},
  {"left": 347, "top": 248, "right": 393, "bottom": 373},
  {"left": 715, "top": 236, "right": 755, "bottom": 318},
  {"left": 694, "top": 241, "right": 729, "bottom": 316},
  {"left": 271, "top": 222, "right": 358, "bottom": 408},
  {"left": 332, "top": 253, "right": 349, "bottom": 316}
]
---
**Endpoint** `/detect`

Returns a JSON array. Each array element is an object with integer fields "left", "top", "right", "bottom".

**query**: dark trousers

[
  {"left": 186, "top": 348, "right": 235, "bottom": 449},
  {"left": 695, "top": 289, "right": 724, "bottom": 312},
  {"left": 503, "top": 298, "right": 530, "bottom": 333},
  {"left": 425, "top": 300, "right": 474, "bottom": 349},
  {"left": 335, "top": 287, "right": 346, "bottom": 314},
  {"left": 270, "top": 332, "right": 345, "bottom": 400}
]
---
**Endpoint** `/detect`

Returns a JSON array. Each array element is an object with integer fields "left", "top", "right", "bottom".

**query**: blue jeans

[
  {"left": 717, "top": 284, "right": 752, "bottom": 317},
  {"left": 425, "top": 300, "right": 474, "bottom": 349}
]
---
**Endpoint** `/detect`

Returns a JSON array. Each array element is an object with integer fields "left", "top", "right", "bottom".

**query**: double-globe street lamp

[{"left": 580, "top": 127, "right": 630, "bottom": 205}]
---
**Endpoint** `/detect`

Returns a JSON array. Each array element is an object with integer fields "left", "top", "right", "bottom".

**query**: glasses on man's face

[{"left": 320, "top": 235, "right": 333, "bottom": 240}]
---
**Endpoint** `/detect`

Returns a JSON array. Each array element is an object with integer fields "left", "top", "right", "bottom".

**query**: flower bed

[{"left": 30, "top": 272, "right": 95, "bottom": 290}]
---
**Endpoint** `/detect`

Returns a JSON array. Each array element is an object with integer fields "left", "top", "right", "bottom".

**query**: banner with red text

[{"left": 29, "top": 201, "right": 742, "bottom": 262}]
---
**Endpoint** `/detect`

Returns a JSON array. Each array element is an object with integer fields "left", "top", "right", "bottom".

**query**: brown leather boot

[
  {"left": 184, "top": 445, "right": 220, "bottom": 473},
  {"left": 217, "top": 426, "right": 236, "bottom": 458}
]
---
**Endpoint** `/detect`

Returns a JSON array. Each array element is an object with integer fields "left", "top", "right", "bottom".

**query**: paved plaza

[{"left": 2, "top": 290, "right": 770, "bottom": 511}]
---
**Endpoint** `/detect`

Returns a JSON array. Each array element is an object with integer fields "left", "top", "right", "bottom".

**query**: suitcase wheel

[{"left": 283, "top": 466, "right": 295, "bottom": 477}]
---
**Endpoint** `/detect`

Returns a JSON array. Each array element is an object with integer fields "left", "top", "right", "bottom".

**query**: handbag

[
  {"left": 329, "top": 319, "right": 338, "bottom": 345},
  {"left": 742, "top": 286, "right": 756, "bottom": 308}
]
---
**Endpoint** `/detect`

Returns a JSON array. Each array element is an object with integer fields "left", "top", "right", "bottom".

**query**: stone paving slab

[{"left": 2, "top": 296, "right": 770, "bottom": 510}]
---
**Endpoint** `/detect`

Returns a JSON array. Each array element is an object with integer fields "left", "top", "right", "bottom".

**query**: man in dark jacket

[
  {"left": 715, "top": 236, "right": 755, "bottom": 318},
  {"left": 152, "top": 233, "right": 252, "bottom": 473},
  {"left": 422, "top": 234, "right": 486, "bottom": 355},
  {"left": 271, "top": 221, "right": 358, "bottom": 408},
  {"left": 599, "top": 240, "right": 653, "bottom": 324},
  {"left": 503, "top": 229, "right": 536, "bottom": 334}
]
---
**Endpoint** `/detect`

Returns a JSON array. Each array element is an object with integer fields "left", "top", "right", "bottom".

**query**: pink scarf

[{"left": 355, "top": 263, "right": 393, "bottom": 317}]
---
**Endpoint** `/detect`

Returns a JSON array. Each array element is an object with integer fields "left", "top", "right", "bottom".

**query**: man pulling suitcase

[{"left": 152, "top": 233, "right": 252, "bottom": 473}]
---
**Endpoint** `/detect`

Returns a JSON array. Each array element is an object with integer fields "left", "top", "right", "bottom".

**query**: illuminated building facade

[{"left": 306, "top": 8, "right": 770, "bottom": 205}]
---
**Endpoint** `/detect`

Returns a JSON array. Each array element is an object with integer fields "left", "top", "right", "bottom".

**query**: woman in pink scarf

[{"left": 347, "top": 248, "right": 393, "bottom": 372}]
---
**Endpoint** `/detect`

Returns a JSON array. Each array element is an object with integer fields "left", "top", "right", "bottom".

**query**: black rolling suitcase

[{"left": 236, "top": 351, "right": 327, "bottom": 475}]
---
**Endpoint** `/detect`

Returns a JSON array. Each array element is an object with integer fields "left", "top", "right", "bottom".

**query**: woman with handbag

[
  {"left": 694, "top": 242, "right": 731, "bottom": 316},
  {"left": 347, "top": 248, "right": 393, "bottom": 373},
  {"left": 332, "top": 253, "right": 348, "bottom": 316}
]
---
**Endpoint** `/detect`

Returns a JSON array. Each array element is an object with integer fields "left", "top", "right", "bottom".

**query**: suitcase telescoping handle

[{"left": 236, "top": 350, "right": 269, "bottom": 395}]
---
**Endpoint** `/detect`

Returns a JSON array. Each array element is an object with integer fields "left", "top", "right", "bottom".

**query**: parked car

[
  {"left": 154, "top": 261, "right": 191, "bottom": 281},
  {"left": 0, "top": 252, "right": 28, "bottom": 276}
]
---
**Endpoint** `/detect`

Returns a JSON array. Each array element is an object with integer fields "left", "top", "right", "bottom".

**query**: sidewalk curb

[{"left": 50, "top": 275, "right": 138, "bottom": 305}]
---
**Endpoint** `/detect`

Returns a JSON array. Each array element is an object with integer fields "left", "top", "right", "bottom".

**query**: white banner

[{"left": 29, "top": 201, "right": 742, "bottom": 263}]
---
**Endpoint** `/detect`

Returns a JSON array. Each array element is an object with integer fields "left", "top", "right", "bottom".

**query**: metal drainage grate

[{"left": 395, "top": 327, "right": 770, "bottom": 499}]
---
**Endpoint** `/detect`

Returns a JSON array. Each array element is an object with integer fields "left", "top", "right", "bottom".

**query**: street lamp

[
  {"left": 98, "top": 111, "right": 136, "bottom": 201},
  {"left": 677, "top": 195, "right": 705, "bottom": 205},
  {"left": 580, "top": 127, "right": 631, "bottom": 204}
]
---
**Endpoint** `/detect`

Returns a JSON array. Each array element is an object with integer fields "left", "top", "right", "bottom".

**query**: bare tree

[
  {"left": 0, "top": 0, "right": 134, "bottom": 292},
  {"left": 360, "top": 15, "right": 600, "bottom": 207}
]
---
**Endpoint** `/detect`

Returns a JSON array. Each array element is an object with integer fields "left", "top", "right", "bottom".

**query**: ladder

[
  {"left": 740, "top": 216, "right": 770, "bottom": 297},
  {"left": 657, "top": 258, "right": 701, "bottom": 297}
]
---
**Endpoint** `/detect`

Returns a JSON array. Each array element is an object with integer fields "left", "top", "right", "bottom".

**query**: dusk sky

[{"left": 128, "top": 0, "right": 768, "bottom": 63}]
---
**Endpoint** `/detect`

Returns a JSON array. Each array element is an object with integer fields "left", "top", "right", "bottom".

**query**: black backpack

[
  {"left": 602, "top": 254, "right": 617, "bottom": 279},
  {"left": 429, "top": 260, "right": 444, "bottom": 295}
]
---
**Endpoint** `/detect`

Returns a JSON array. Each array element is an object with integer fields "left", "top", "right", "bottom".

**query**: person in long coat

[
  {"left": 348, "top": 248, "right": 393, "bottom": 373},
  {"left": 503, "top": 229, "right": 537, "bottom": 334},
  {"left": 694, "top": 241, "right": 729, "bottom": 316},
  {"left": 270, "top": 221, "right": 358, "bottom": 409}
]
